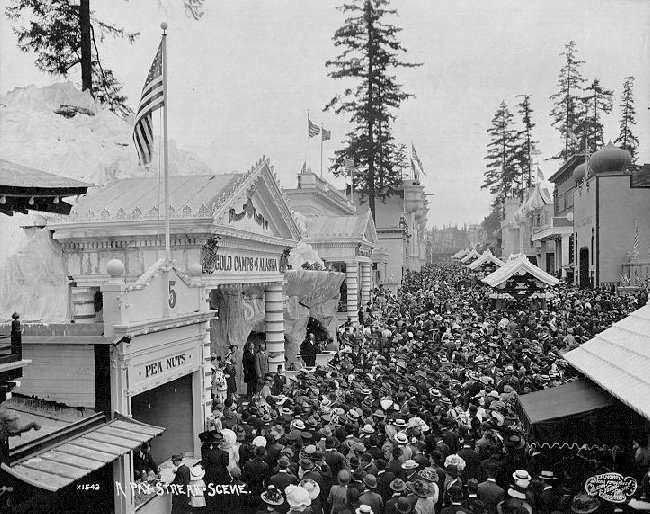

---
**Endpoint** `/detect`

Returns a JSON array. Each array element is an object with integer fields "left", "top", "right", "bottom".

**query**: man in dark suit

[
  {"left": 477, "top": 464, "right": 505, "bottom": 514},
  {"left": 458, "top": 439, "right": 483, "bottom": 482},
  {"left": 269, "top": 455, "right": 298, "bottom": 491},
  {"left": 133, "top": 442, "right": 158, "bottom": 478},
  {"left": 198, "top": 434, "right": 230, "bottom": 511},
  {"left": 300, "top": 333, "right": 318, "bottom": 367},
  {"left": 170, "top": 454, "right": 191, "bottom": 514},
  {"left": 375, "top": 459, "right": 396, "bottom": 503},
  {"left": 242, "top": 446, "right": 271, "bottom": 508},
  {"left": 539, "top": 470, "right": 561, "bottom": 514}
]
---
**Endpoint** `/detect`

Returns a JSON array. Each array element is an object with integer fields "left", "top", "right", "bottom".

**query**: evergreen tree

[
  {"left": 549, "top": 41, "right": 587, "bottom": 160},
  {"left": 5, "top": 0, "right": 203, "bottom": 117},
  {"left": 512, "top": 95, "right": 539, "bottom": 190},
  {"left": 615, "top": 76, "right": 638, "bottom": 163},
  {"left": 324, "top": 0, "right": 421, "bottom": 221},
  {"left": 577, "top": 78, "right": 613, "bottom": 154},
  {"left": 482, "top": 101, "right": 519, "bottom": 203}
]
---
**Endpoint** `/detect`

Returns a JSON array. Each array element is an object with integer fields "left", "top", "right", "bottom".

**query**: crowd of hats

[{"left": 199, "top": 264, "right": 647, "bottom": 513}]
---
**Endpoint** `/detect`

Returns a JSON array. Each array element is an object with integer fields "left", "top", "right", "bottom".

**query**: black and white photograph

[{"left": 0, "top": 1, "right": 649, "bottom": 513}]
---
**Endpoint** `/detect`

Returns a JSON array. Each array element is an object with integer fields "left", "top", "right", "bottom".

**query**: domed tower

[
  {"left": 573, "top": 162, "right": 587, "bottom": 184},
  {"left": 588, "top": 141, "right": 631, "bottom": 175}
]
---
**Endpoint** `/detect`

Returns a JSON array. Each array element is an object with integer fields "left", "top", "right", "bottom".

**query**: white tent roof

[
  {"left": 468, "top": 250, "right": 505, "bottom": 270},
  {"left": 460, "top": 249, "right": 481, "bottom": 263},
  {"left": 564, "top": 304, "right": 650, "bottom": 421},
  {"left": 481, "top": 254, "right": 559, "bottom": 288},
  {"left": 452, "top": 249, "right": 469, "bottom": 259}
]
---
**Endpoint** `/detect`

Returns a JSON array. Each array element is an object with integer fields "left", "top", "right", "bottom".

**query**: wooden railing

[{"left": 0, "top": 314, "right": 22, "bottom": 365}]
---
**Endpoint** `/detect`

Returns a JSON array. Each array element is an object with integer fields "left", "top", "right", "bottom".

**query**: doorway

[{"left": 579, "top": 247, "right": 590, "bottom": 288}]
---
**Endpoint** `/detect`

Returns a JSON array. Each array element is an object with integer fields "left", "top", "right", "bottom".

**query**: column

[
  {"left": 345, "top": 261, "right": 359, "bottom": 324},
  {"left": 72, "top": 286, "right": 97, "bottom": 323},
  {"left": 264, "top": 282, "right": 285, "bottom": 373},
  {"left": 561, "top": 234, "right": 570, "bottom": 278},
  {"left": 360, "top": 262, "right": 371, "bottom": 308}
]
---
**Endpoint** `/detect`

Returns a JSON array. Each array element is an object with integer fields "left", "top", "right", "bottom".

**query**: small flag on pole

[
  {"left": 322, "top": 128, "right": 331, "bottom": 141},
  {"left": 633, "top": 220, "right": 640, "bottom": 258},
  {"left": 344, "top": 157, "right": 356, "bottom": 201},
  {"left": 308, "top": 118, "right": 320, "bottom": 138},
  {"left": 411, "top": 158, "right": 420, "bottom": 182},
  {"left": 300, "top": 161, "right": 307, "bottom": 174},
  {"left": 133, "top": 42, "right": 164, "bottom": 166},
  {"left": 411, "top": 143, "right": 426, "bottom": 176},
  {"left": 536, "top": 167, "right": 545, "bottom": 182}
]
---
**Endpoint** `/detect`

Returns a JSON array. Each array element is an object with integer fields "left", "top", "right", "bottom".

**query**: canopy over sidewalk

[{"left": 565, "top": 303, "right": 650, "bottom": 422}]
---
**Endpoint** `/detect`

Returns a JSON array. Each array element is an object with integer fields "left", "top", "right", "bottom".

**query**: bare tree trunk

[{"left": 80, "top": 0, "right": 92, "bottom": 94}]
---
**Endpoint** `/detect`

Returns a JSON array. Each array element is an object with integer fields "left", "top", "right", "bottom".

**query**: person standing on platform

[
  {"left": 243, "top": 342, "right": 258, "bottom": 399},
  {"left": 300, "top": 333, "right": 318, "bottom": 368},
  {"left": 256, "top": 343, "right": 269, "bottom": 390}
]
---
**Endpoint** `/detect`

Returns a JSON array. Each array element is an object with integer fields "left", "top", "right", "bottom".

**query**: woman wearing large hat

[{"left": 259, "top": 485, "right": 285, "bottom": 514}]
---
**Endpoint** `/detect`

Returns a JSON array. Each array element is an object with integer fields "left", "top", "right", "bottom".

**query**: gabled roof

[
  {"left": 305, "top": 209, "right": 378, "bottom": 245},
  {"left": 50, "top": 157, "right": 302, "bottom": 241},
  {"left": 564, "top": 304, "right": 650, "bottom": 421},
  {"left": 460, "top": 249, "right": 480, "bottom": 263},
  {"left": 468, "top": 250, "right": 505, "bottom": 270},
  {"left": 69, "top": 174, "right": 238, "bottom": 216},
  {"left": 481, "top": 254, "right": 559, "bottom": 287}
]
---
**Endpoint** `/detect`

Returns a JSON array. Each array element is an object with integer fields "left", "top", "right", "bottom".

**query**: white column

[
  {"left": 345, "top": 261, "right": 359, "bottom": 324},
  {"left": 265, "top": 281, "right": 285, "bottom": 373},
  {"left": 360, "top": 262, "right": 371, "bottom": 308},
  {"left": 561, "top": 234, "right": 570, "bottom": 278},
  {"left": 72, "top": 286, "right": 97, "bottom": 323}
]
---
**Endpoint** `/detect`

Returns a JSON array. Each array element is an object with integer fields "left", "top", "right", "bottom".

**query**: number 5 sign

[{"left": 168, "top": 281, "right": 177, "bottom": 309}]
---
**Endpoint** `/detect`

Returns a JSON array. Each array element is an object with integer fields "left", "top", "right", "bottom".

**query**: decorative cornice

[{"left": 50, "top": 203, "right": 216, "bottom": 224}]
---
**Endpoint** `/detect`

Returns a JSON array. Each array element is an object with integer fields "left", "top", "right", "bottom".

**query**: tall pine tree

[
  {"left": 482, "top": 101, "right": 519, "bottom": 203},
  {"left": 512, "top": 95, "right": 539, "bottom": 191},
  {"left": 549, "top": 41, "right": 587, "bottom": 160},
  {"left": 5, "top": 0, "right": 204, "bottom": 116},
  {"left": 578, "top": 78, "right": 613, "bottom": 154},
  {"left": 615, "top": 76, "right": 639, "bottom": 163},
  {"left": 324, "top": 0, "right": 421, "bottom": 221}
]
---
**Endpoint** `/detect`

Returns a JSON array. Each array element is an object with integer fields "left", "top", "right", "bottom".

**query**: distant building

[
  {"left": 428, "top": 225, "right": 471, "bottom": 262},
  {"left": 354, "top": 179, "right": 429, "bottom": 291},
  {"left": 572, "top": 143, "right": 650, "bottom": 288}
]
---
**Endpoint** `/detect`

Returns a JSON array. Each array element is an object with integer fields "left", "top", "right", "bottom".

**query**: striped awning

[{"left": 2, "top": 416, "right": 165, "bottom": 491}]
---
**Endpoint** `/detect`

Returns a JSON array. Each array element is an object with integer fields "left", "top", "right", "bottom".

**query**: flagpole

[
  {"left": 307, "top": 110, "right": 311, "bottom": 172},
  {"left": 161, "top": 22, "right": 171, "bottom": 263},
  {"left": 320, "top": 123, "right": 323, "bottom": 178}
]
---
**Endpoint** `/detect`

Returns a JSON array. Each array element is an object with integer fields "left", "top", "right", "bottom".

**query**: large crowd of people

[{"left": 160, "top": 264, "right": 649, "bottom": 514}]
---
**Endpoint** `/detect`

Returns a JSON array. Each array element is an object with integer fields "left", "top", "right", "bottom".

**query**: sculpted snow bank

[{"left": 0, "top": 82, "right": 211, "bottom": 321}]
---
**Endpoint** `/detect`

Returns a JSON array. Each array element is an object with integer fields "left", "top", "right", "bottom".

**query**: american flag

[
  {"left": 633, "top": 220, "right": 640, "bottom": 255},
  {"left": 411, "top": 158, "right": 420, "bottom": 182},
  {"left": 322, "top": 128, "right": 331, "bottom": 141},
  {"left": 308, "top": 119, "right": 320, "bottom": 138},
  {"left": 133, "top": 42, "right": 164, "bottom": 165},
  {"left": 412, "top": 143, "right": 426, "bottom": 176}
]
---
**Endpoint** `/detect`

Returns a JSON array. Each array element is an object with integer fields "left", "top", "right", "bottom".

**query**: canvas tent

[
  {"left": 460, "top": 248, "right": 480, "bottom": 264},
  {"left": 516, "top": 379, "right": 644, "bottom": 447},
  {"left": 468, "top": 250, "right": 505, "bottom": 271}
]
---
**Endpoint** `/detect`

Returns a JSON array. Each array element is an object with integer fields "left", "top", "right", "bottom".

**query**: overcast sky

[{"left": 1, "top": 0, "right": 649, "bottom": 227}]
